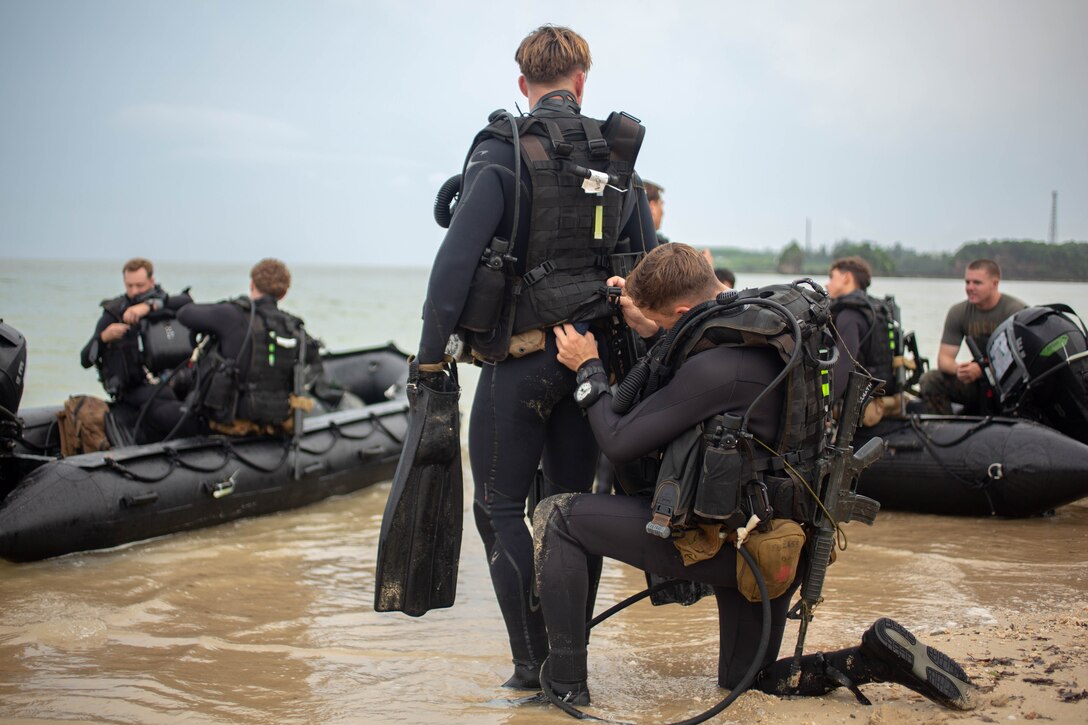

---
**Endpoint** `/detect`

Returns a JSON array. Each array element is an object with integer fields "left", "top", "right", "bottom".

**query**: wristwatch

[{"left": 574, "top": 378, "right": 608, "bottom": 409}]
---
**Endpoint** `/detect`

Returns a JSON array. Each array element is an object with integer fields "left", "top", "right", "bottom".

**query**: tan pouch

[
  {"left": 736, "top": 519, "right": 806, "bottom": 603},
  {"left": 673, "top": 523, "right": 725, "bottom": 566},
  {"left": 508, "top": 328, "right": 546, "bottom": 358}
]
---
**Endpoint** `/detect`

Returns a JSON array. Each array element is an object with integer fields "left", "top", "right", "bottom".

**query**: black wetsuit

[
  {"left": 416, "top": 96, "right": 657, "bottom": 676},
  {"left": 533, "top": 345, "right": 791, "bottom": 690},
  {"left": 80, "top": 286, "right": 193, "bottom": 443},
  {"left": 830, "top": 292, "right": 872, "bottom": 400}
]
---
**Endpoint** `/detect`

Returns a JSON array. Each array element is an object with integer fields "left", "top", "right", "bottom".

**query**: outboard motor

[
  {"left": 1, "top": 320, "right": 28, "bottom": 457},
  {"left": 986, "top": 304, "right": 1088, "bottom": 444},
  {"left": 1, "top": 321, "right": 27, "bottom": 419}
]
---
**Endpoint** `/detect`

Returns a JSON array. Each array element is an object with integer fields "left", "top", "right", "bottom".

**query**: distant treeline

[{"left": 704, "top": 239, "right": 1088, "bottom": 281}]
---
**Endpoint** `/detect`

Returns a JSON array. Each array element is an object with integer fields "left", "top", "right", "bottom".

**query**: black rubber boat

[
  {"left": 855, "top": 413, "right": 1088, "bottom": 517},
  {"left": 0, "top": 345, "right": 409, "bottom": 562}
]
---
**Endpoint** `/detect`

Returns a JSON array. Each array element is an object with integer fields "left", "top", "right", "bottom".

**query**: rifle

[
  {"left": 787, "top": 370, "right": 884, "bottom": 684},
  {"left": 603, "top": 250, "right": 647, "bottom": 382}
]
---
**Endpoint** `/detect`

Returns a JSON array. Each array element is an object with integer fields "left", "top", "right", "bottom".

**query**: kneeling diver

[{"left": 534, "top": 243, "right": 977, "bottom": 714}]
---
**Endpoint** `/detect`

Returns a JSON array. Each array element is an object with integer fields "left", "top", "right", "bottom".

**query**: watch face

[{"left": 575, "top": 381, "right": 593, "bottom": 402}]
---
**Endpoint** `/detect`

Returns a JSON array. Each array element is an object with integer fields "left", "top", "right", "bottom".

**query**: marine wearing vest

[
  {"left": 177, "top": 259, "right": 311, "bottom": 437},
  {"left": 84, "top": 287, "right": 195, "bottom": 400},
  {"left": 455, "top": 92, "right": 645, "bottom": 362},
  {"left": 829, "top": 291, "right": 900, "bottom": 393},
  {"left": 411, "top": 26, "right": 660, "bottom": 693},
  {"left": 193, "top": 298, "right": 304, "bottom": 431}
]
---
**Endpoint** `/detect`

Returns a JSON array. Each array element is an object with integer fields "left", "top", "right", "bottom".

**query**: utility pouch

[
  {"left": 694, "top": 414, "right": 749, "bottom": 530},
  {"left": 507, "top": 328, "right": 545, "bottom": 358},
  {"left": 736, "top": 519, "right": 806, "bottom": 603},
  {"left": 202, "top": 364, "right": 239, "bottom": 424},
  {"left": 56, "top": 395, "right": 111, "bottom": 457},
  {"left": 459, "top": 237, "right": 512, "bottom": 333},
  {"left": 465, "top": 277, "right": 521, "bottom": 364},
  {"left": 646, "top": 425, "right": 702, "bottom": 537},
  {"left": 140, "top": 316, "right": 194, "bottom": 374}
]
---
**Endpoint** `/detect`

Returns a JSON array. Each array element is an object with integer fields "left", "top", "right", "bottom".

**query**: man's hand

[
  {"left": 100, "top": 322, "right": 130, "bottom": 343},
  {"left": 122, "top": 302, "right": 152, "bottom": 325},
  {"left": 554, "top": 324, "right": 599, "bottom": 372},
  {"left": 956, "top": 360, "right": 982, "bottom": 383}
]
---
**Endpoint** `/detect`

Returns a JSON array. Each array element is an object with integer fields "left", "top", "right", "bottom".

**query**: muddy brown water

[{"left": 2, "top": 262, "right": 1087, "bottom": 722}]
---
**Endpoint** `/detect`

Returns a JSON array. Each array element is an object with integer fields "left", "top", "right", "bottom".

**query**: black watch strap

[{"left": 576, "top": 360, "right": 606, "bottom": 385}]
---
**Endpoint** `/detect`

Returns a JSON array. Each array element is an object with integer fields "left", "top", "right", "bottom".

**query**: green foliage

[{"left": 708, "top": 238, "right": 1088, "bottom": 280}]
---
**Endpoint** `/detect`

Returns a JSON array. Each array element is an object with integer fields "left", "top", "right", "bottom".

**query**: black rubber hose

[
  {"left": 538, "top": 544, "right": 772, "bottom": 725},
  {"left": 433, "top": 174, "right": 462, "bottom": 229}
]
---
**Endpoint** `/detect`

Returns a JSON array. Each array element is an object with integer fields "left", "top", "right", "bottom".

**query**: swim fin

[{"left": 374, "top": 359, "right": 463, "bottom": 616}]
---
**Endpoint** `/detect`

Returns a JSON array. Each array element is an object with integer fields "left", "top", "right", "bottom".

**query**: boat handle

[{"left": 120, "top": 491, "right": 159, "bottom": 508}]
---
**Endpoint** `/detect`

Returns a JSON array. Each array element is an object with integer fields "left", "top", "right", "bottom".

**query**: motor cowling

[
  {"left": 0, "top": 320, "right": 27, "bottom": 421},
  {"left": 987, "top": 305, "right": 1088, "bottom": 443}
]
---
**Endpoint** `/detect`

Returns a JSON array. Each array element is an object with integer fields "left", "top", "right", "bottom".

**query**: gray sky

[{"left": 2, "top": 0, "right": 1085, "bottom": 267}]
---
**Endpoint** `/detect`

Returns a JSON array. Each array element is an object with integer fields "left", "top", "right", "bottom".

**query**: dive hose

[{"left": 537, "top": 544, "right": 772, "bottom": 725}]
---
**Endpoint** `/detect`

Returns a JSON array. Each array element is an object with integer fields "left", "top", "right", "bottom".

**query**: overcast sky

[{"left": 1, "top": 0, "right": 1085, "bottom": 268}]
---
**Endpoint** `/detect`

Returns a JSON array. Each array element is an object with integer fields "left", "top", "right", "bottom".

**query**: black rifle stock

[{"left": 788, "top": 370, "right": 884, "bottom": 683}]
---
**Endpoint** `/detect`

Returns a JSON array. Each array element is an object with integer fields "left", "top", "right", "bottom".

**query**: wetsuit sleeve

[
  {"left": 584, "top": 345, "right": 783, "bottom": 462},
  {"left": 621, "top": 182, "right": 658, "bottom": 254},
  {"left": 80, "top": 312, "right": 112, "bottom": 369},
  {"left": 165, "top": 288, "right": 194, "bottom": 312},
  {"left": 832, "top": 307, "right": 867, "bottom": 399},
  {"left": 177, "top": 302, "right": 236, "bottom": 339},
  {"left": 417, "top": 141, "right": 510, "bottom": 364}
]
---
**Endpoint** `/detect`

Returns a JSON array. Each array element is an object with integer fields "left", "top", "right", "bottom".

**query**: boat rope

[
  {"left": 164, "top": 443, "right": 231, "bottom": 473},
  {"left": 907, "top": 416, "right": 998, "bottom": 514},
  {"left": 103, "top": 455, "right": 178, "bottom": 483},
  {"left": 226, "top": 438, "right": 291, "bottom": 473}
]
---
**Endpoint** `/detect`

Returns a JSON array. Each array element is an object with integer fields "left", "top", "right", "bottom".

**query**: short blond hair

[
  {"left": 515, "top": 25, "right": 592, "bottom": 84},
  {"left": 251, "top": 258, "right": 291, "bottom": 299}
]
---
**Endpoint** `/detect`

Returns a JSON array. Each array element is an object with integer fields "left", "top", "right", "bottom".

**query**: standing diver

[
  {"left": 537, "top": 243, "right": 977, "bottom": 712},
  {"left": 407, "top": 24, "right": 657, "bottom": 689}
]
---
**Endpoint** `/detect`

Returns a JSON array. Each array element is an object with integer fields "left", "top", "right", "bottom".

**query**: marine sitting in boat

[
  {"left": 919, "top": 258, "right": 1027, "bottom": 415},
  {"left": 176, "top": 258, "right": 319, "bottom": 438},
  {"left": 80, "top": 257, "right": 194, "bottom": 444}
]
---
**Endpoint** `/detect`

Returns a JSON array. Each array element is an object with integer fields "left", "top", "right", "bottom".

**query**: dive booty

[
  {"left": 855, "top": 413, "right": 1088, "bottom": 517},
  {"left": 860, "top": 618, "right": 978, "bottom": 711},
  {"left": 502, "top": 660, "right": 543, "bottom": 690},
  {"left": 0, "top": 345, "right": 410, "bottom": 562}
]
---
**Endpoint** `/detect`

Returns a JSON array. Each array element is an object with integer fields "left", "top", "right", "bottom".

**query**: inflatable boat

[
  {"left": 855, "top": 303, "right": 1088, "bottom": 518},
  {"left": 0, "top": 343, "right": 410, "bottom": 562},
  {"left": 854, "top": 414, "right": 1088, "bottom": 517}
]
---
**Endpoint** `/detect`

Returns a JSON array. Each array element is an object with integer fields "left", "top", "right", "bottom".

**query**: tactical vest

[
  {"left": 465, "top": 104, "right": 645, "bottom": 339},
  {"left": 196, "top": 298, "right": 303, "bottom": 428},
  {"left": 630, "top": 282, "right": 835, "bottom": 536},
  {"left": 830, "top": 292, "right": 902, "bottom": 395},
  {"left": 96, "top": 292, "right": 194, "bottom": 399}
]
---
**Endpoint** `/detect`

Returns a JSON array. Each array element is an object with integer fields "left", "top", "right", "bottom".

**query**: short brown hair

[
  {"left": 830, "top": 256, "right": 872, "bottom": 291},
  {"left": 643, "top": 180, "right": 664, "bottom": 203},
  {"left": 515, "top": 25, "right": 592, "bottom": 84},
  {"left": 626, "top": 243, "right": 719, "bottom": 313},
  {"left": 122, "top": 257, "right": 154, "bottom": 277},
  {"left": 251, "top": 258, "right": 291, "bottom": 299},
  {"left": 967, "top": 258, "right": 1001, "bottom": 279}
]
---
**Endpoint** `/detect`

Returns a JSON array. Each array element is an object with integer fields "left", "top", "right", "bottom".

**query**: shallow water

[{"left": 2, "top": 260, "right": 1087, "bottom": 723}]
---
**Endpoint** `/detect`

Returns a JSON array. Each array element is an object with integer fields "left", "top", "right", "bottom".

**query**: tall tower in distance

[{"left": 1048, "top": 190, "right": 1058, "bottom": 244}]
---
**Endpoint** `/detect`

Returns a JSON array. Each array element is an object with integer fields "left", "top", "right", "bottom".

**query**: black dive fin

[{"left": 374, "top": 360, "right": 463, "bottom": 616}]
